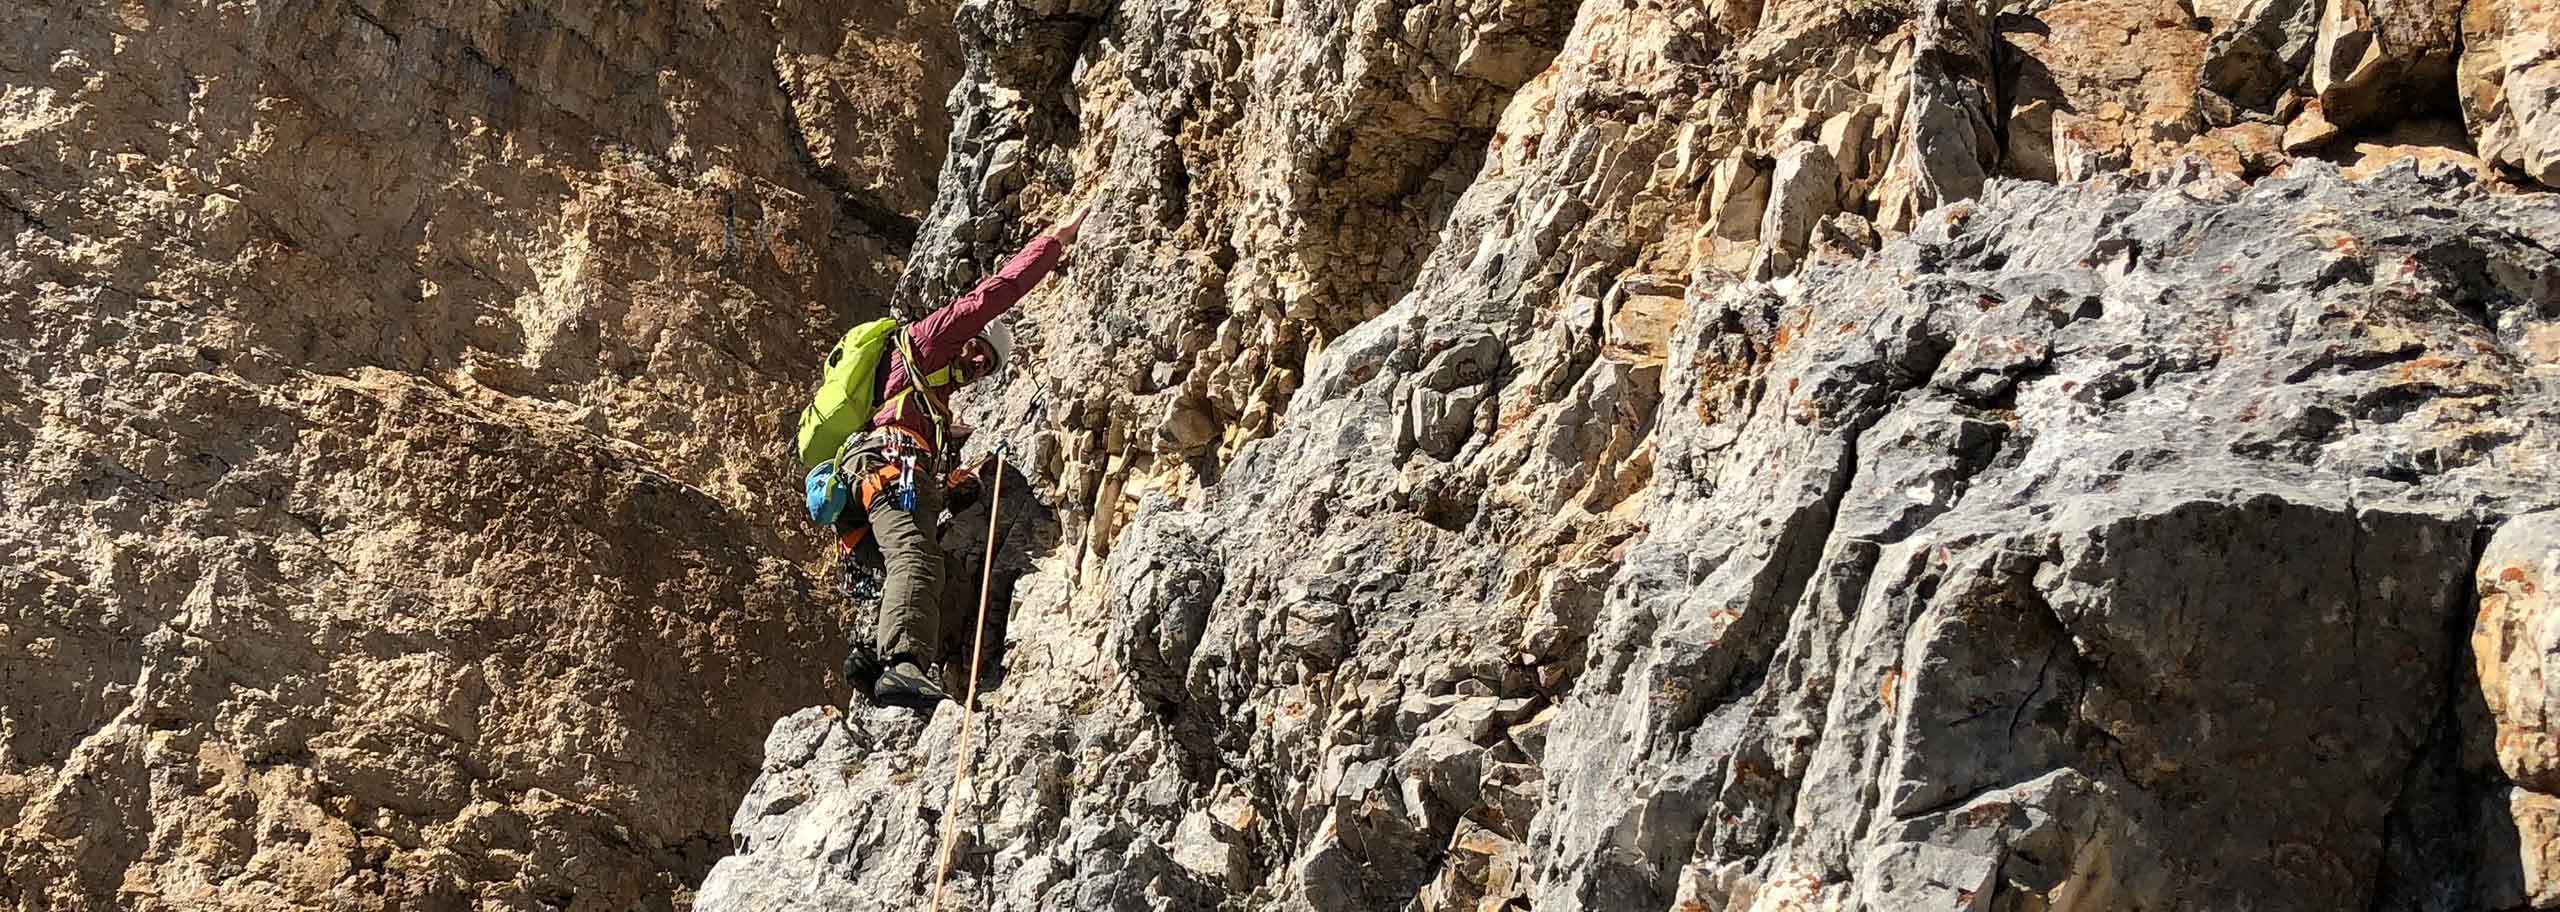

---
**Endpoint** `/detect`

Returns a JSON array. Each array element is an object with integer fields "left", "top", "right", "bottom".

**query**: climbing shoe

[
  {"left": 841, "top": 647, "right": 884, "bottom": 694},
  {"left": 870, "top": 659, "right": 948, "bottom": 710}
]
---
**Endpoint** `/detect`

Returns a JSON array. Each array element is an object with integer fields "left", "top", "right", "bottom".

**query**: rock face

[
  {"left": 711, "top": 155, "right": 2560, "bottom": 908},
  {"left": 697, "top": 0, "right": 2560, "bottom": 905},
  {"left": 1, "top": 0, "right": 955, "bottom": 908},
  {"left": 9, "top": 0, "right": 2560, "bottom": 910},
  {"left": 2480, "top": 513, "right": 2560, "bottom": 909}
]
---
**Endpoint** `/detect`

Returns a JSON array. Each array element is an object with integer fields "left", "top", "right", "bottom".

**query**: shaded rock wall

[{"left": 1, "top": 0, "right": 954, "bottom": 907}]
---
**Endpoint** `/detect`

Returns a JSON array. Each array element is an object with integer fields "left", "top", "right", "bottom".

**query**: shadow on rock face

[{"left": 932, "top": 460, "right": 1065, "bottom": 697}]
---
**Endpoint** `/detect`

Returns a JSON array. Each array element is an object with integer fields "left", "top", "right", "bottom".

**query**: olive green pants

[{"left": 868, "top": 469, "right": 945, "bottom": 664}]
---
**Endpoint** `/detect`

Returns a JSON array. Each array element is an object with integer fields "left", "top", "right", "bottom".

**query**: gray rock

[
  {"left": 1750, "top": 142, "right": 1842, "bottom": 280},
  {"left": 711, "top": 154, "right": 2560, "bottom": 909},
  {"left": 1106, "top": 509, "right": 1222, "bottom": 709}
]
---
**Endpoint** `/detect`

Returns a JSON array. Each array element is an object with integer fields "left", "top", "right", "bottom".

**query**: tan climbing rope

[{"left": 930, "top": 452, "right": 1005, "bottom": 912}]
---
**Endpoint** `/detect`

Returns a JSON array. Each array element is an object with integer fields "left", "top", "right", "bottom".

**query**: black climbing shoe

[
  {"left": 841, "top": 647, "right": 883, "bottom": 694},
  {"left": 870, "top": 660, "right": 948, "bottom": 710}
]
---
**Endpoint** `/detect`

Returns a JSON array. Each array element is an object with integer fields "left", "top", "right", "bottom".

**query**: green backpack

[
  {"left": 795, "top": 318, "right": 902, "bottom": 468},
  {"left": 796, "top": 319, "right": 967, "bottom": 469}
]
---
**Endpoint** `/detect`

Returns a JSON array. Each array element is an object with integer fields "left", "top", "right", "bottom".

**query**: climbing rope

[{"left": 929, "top": 452, "right": 1005, "bottom": 912}]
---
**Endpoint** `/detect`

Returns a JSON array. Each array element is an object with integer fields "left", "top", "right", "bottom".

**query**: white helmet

[{"left": 976, "top": 319, "right": 1013, "bottom": 377}]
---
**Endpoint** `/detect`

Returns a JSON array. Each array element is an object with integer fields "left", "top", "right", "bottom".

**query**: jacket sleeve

[{"left": 902, "top": 235, "right": 1065, "bottom": 374}]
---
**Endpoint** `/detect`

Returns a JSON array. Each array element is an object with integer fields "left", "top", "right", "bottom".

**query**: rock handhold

[
  {"left": 2282, "top": 99, "right": 2344, "bottom": 151},
  {"left": 2476, "top": 512, "right": 2560, "bottom": 790},
  {"left": 1750, "top": 142, "right": 1842, "bottom": 280}
]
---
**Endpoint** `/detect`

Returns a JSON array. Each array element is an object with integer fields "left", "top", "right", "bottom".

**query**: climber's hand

[{"left": 1049, "top": 206, "right": 1087, "bottom": 247}]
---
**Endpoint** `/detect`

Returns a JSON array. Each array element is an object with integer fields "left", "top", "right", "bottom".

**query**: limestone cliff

[
  {"left": 708, "top": 166, "right": 2560, "bottom": 910},
  {"left": 705, "top": 0, "right": 2560, "bottom": 908},
  {"left": 5, "top": 0, "right": 2559, "bottom": 910},
  {"left": 3, "top": 0, "right": 953, "bottom": 907}
]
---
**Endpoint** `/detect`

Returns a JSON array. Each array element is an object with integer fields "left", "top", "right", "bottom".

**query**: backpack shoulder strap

[{"left": 884, "top": 328, "right": 951, "bottom": 453}]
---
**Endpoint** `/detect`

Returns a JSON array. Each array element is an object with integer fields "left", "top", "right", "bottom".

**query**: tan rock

[
  {"left": 2458, "top": 0, "right": 2560, "bottom": 186},
  {"left": 1699, "top": 153, "right": 1774, "bottom": 273},
  {"left": 1162, "top": 397, "right": 1220, "bottom": 452},
  {"left": 2233, "top": 124, "right": 2290, "bottom": 172},
  {"left": 2309, "top": 0, "right": 2463, "bottom": 128},
  {"left": 1999, "top": 0, "right": 2213, "bottom": 173},
  {"left": 2282, "top": 99, "right": 2344, "bottom": 151},
  {"left": 2481, "top": 788, "right": 2560, "bottom": 909},
  {"left": 2333, "top": 117, "right": 2493, "bottom": 180},
  {"left": 0, "top": 0, "right": 961, "bottom": 907},
  {"left": 2476, "top": 512, "right": 2560, "bottom": 793},
  {"left": 1818, "top": 103, "right": 1882, "bottom": 180},
  {"left": 1170, "top": 809, "right": 1249, "bottom": 888},
  {"left": 1608, "top": 285, "right": 1687, "bottom": 364},
  {"left": 1711, "top": 153, "right": 1773, "bottom": 237}
]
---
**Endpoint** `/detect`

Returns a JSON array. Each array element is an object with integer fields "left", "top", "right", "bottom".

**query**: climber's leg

[{"left": 870, "top": 471, "right": 947, "bottom": 666}]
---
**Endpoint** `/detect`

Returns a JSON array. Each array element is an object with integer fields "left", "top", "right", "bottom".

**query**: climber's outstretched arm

[{"left": 903, "top": 209, "right": 1087, "bottom": 375}]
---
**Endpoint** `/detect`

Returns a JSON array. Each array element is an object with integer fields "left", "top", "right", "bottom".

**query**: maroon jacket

[{"left": 871, "top": 235, "right": 1064, "bottom": 452}]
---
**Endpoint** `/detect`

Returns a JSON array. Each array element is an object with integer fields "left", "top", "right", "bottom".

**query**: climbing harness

[
  {"left": 817, "top": 427, "right": 934, "bottom": 550},
  {"left": 929, "top": 450, "right": 1006, "bottom": 912}
]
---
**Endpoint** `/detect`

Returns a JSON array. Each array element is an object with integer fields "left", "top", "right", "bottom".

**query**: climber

[{"left": 807, "top": 207, "right": 1086, "bottom": 710}]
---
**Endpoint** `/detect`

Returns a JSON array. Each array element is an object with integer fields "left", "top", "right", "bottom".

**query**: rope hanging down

[{"left": 930, "top": 452, "right": 1005, "bottom": 912}]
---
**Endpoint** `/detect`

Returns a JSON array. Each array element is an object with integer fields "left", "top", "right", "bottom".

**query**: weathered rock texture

[
  {"left": 712, "top": 158, "right": 2560, "bottom": 908},
  {"left": 9, "top": 0, "right": 2560, "bottom": 909},
  {"left": 698, "top": 0, "right": 2560, "bottom": 906},
  {"left": 2, "top": 0, "right": 955, "bottom": 908}
]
